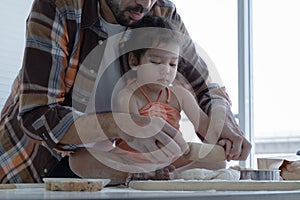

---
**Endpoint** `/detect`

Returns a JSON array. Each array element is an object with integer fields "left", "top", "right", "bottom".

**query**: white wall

[{"left": 0, "top": 0, "right": 34, "bottom": 110}]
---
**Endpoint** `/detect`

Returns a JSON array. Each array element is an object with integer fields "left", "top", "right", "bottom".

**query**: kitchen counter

[{"left": 1, "top": 184, "right": 300, "bottom": 200}]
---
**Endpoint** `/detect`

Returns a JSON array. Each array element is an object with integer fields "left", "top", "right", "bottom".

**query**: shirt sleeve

[{"left": 18, "top": 0, "right": 83, "bottom": 149}]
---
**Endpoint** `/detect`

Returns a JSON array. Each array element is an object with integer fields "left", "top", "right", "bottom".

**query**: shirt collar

[{"left": 81, "top": 0, "right": 100, "bottom": 28}]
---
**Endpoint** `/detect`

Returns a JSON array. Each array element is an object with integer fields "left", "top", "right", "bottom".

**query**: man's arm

[
  {"left": 19, "top": 0, "right": 83, "bottom": 149},
  {"left": 178, "top": 33, "right": 252, "bottom": 161},
  {"left": 61, "top": 112, "right": 189, "bottom": 163}
]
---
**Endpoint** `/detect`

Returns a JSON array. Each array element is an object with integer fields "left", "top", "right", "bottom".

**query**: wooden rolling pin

[
  {"left": 0, "top": 184, "right": 16, "bottom": 189},
  {"left": 184, "top": 142, "right": 226, "bottom": 162},
  {"left": 0, "top": 183, "right": 44, "bottom": 189}
]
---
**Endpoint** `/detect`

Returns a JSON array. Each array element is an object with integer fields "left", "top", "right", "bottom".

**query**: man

[{"left": 0, "top": 0, "right": 251, "bottom": 183}]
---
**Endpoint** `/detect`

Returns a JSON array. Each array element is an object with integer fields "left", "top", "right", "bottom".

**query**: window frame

[{"left": 237, "top": 0, "right": 254, "bottom": 168}]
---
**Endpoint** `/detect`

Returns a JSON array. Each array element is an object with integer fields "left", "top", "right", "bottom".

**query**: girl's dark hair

[{"left": 121, "top": 15, "right": 183, "bottom": 62}]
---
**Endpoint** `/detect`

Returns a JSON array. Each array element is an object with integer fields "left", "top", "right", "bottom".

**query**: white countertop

[{"left": 1, "top": 184, "right": 300, "bottom": 200}]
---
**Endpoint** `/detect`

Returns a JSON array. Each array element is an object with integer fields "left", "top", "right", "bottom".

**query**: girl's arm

[
  {"left": 173, "top": 86, "right": 231, "bottom": 159},
  {"left": 114, "top": 88, "right": 139, "bottom": 114},
  {"left": 172, "top": 86, "right": 209, "bottom": 139}
]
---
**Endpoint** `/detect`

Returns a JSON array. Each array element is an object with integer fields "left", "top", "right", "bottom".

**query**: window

[
  {"left": 253, "top": 0, "right": 300, "bottom": 155},
  {"left": 175, "top": 0, "right": 300, "bottom": 162},
  {"left": 0, "top": 0, "right": 34, "bottom": 110},
  {"left": 173, "top": 0, "right": 239, "bottom": 114}
]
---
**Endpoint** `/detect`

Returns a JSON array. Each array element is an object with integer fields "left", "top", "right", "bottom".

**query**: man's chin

[
  {"left": 116, "top": 16, "right": 142, "bottom": 27},
  {"left": 126, "top": 20, "right": 140, "bottom": 27},
  {"left": 119, "top": 19, "right": 140, "bottom": 27}
]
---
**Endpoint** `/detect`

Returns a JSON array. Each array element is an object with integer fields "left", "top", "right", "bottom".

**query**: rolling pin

[
  {"left": 184, "top": 142, "right": 226, "bottom": 162},
  {"left": 0, "top": 183, "right": 44, "bottom": 189},
  {"left": 0, "top": 184, "right": 16, "bottom": 189}
]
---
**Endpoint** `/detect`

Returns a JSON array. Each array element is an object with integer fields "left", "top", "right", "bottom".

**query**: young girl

[{"left": 113, "top": 16, "right": 230, "bottom": 178}]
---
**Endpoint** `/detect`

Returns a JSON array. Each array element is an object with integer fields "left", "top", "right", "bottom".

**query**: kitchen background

[{"left": 1, "top": 0, "right": 300, "bottom": 167}]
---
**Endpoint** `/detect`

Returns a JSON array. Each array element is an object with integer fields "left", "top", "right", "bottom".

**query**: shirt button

[
  {"left": 98, "top": 40, "right": 104, "bottom": 45},
  {"left": 81, "top": 98, "right": 86, "bottom": 103},
  {"left": 44, "top": 168, "right": 48, "bottom": 174},
  {"left": 89, "top": 69, "right": 95, "bottom": 74}
]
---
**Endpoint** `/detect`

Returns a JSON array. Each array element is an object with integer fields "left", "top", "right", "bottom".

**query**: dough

[{"left": 179, "top": 168, "right": 240, "bottom": 180}]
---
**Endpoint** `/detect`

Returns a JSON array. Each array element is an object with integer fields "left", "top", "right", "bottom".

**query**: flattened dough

[{"left": 179, "top": 168, "right": 240, "bottom": 180}]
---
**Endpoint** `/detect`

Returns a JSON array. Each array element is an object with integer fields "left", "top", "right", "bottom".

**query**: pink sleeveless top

[{"left": 138, "top": 86, "right": 181, "bottom": 130}]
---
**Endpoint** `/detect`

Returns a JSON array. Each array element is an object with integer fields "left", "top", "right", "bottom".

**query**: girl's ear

[{"left": 128, "top": 52, "right": 138, "bottom": 71}]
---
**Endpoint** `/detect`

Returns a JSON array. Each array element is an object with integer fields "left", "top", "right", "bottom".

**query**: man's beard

[{"left": 105, "top": 0, "right": 149, "bottom": 26}]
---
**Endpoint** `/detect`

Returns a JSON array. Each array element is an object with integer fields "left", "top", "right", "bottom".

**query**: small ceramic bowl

[{"left": 239, "top": 169, "right": 281, "bottom": 180}]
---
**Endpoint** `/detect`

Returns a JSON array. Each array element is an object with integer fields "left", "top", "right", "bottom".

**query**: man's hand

[
  {"left": 113, "top": 113, "right": 190, "bottom": 163},
  {"left": 205, "top": 104, "right": 252, "bottom": 161},
  {"left": 63, "top": 113, "right": 189, "bottom": 164},
  {"left": 220, "top": 111, "right": 252, "bottom": 160}
]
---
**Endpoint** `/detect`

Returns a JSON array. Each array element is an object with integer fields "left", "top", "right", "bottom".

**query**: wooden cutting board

[{"left": 129, "top": 180, "right": 300, "bottom": 191}]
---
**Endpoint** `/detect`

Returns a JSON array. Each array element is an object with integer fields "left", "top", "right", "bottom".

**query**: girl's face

[{"left": 129, "top": 42, "right": 180, "bottom": 89}]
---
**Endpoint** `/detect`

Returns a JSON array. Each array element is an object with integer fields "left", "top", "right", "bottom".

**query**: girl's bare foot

[
  {"left": 126, "top": 165, "right": 176, "bottom": 185},
  {"left": 154, "top": 165, "right": 176, "bottom": 180}
]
